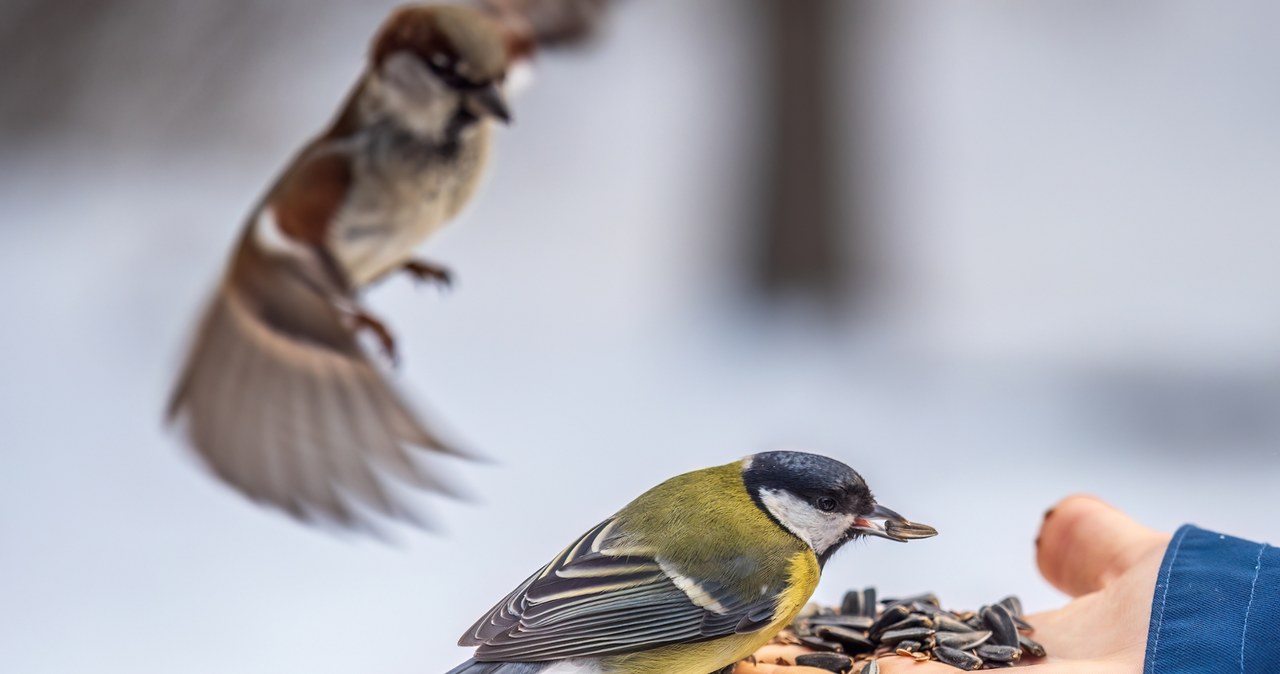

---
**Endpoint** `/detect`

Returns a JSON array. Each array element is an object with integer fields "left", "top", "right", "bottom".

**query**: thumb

[{"left": 1035, "top": 494, "right": 1167, "bottom": 597}]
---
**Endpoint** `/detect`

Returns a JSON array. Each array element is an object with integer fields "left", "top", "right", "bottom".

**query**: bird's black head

[
  {"left": 742, "top": 451, "right": 936, "bottom": 563},
  {"left": 744, "top": 451, "right": 876, "bottom": 521}
]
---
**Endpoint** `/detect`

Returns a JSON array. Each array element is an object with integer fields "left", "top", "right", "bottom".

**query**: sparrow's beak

[
  {"left": 852, "top": 503, "right": 938, "bottom": 542},
  {"left": 470, "top": 84, "right": 511, "bottom": 124}
]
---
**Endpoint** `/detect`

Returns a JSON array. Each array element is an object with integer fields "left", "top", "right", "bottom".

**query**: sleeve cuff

[{"left": 1145, "top": 524, "right": 1277, "bottom": 673}]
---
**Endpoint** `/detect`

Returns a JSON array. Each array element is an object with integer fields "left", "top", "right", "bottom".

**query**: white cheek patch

[
  {"left": 379, "top": 52, "right": 444, "bottom": 101},
  {"left": 759, "top": 489, "right": 855, "bottom": 555},
  {"left": 369, "top": 53, "right": 455, "bottom": 136}
]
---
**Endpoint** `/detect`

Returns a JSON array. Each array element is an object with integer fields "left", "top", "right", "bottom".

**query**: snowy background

[{"left": 2, "top": 1, "right": 1279, "bottom": 673}]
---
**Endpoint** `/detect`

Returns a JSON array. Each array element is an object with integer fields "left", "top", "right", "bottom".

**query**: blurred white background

[{"left": 2, "top": 1, "right": 1278, "bottom": 673}]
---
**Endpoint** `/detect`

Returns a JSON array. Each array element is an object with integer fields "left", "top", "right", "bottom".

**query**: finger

[{"left": 1035, "top": 494, "right": 1167, "bottom": 597}]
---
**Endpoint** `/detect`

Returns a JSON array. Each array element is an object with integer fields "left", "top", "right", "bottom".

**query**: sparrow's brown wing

[
  {"left": 168, "top": 149, "right": 466, "bottom": 531},
  {"left": 478, "top": 0, "right": 608, "bottom": 48}
]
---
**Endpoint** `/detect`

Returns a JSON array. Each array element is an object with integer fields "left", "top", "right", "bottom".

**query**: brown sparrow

[{"left": 168, "top": 4, "right": 541, "bottom": 530}]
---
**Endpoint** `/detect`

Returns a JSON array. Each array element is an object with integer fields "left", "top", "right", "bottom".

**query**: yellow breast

[{"left": 601, "top": 551, "right": 821, "bottom": 674}]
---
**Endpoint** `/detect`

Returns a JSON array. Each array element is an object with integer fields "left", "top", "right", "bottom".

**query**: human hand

[
  {"left": 878, "top": 494, "right": 1169, "bottom": 673},
  {"left": 740, "top": 494, "right": 1170, "bottom": 673}
]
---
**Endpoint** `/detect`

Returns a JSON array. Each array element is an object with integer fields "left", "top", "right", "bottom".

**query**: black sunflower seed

[
  {"left": 868, "top": 604, "right": 910, "bottom": 635},
  {"left": 879, "top": 626, "right": 933, "bottom": 646},
  {"left": 882, "top": 614, "right": 934, "bottom": 632},
  {"left": 937, "top": 629, "right": 992, "bottom": 650},
  {"left": 795, "top": 652, "right": 855, "bottom": 673},
  {"left": 815, "top": 626, "right": 875, "bottom": 654},
  {"left": 798, "top": 635, "right": 843, "bottom": 652},
  {"left": 860, "top": 588, "right": 877, "bottom": 618},
  {"left": 997, "top": 595, "right": 1023, "bottom": 617},
  {"left": 1019, "top": 634, "right": 1047, "bottom": 658},
  {"left": 935, "top": 645, "right": 984, "bottom": 670},
  {"left": 841, "top": 590, "right": 864, "bottom": 617},
  {"left": 807, "top": 614, "right": 875, "bottom": 630},
  {"left": 936, "top": 614, "right": 976, "bottom": 633},
  {"left": 976, "top": 644, "right": 1022, "bottom": 664},
  {"left": 981, "top": 605, "right": 1020, "bottom": 648}
]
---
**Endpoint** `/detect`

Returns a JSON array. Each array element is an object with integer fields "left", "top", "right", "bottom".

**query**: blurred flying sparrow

[{"left": 168, "top": 2, "right": 605, "bottom": 531}]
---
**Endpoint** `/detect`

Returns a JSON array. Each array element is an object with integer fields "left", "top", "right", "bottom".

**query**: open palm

[
  {"left": 741, "top": 495, "right": 1168, "bottom": 674},
  {"left": 872, "top": 495, "right": 1167, "bottom": 673}
]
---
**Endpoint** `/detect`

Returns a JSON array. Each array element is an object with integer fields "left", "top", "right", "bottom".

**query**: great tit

[{"left": 446, "top": 451, "right": 937, "bottom": 674}]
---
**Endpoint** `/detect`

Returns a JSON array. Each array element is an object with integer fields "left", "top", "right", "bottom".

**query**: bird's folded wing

[{"left": 461, "top": 518, "right": 779, "bottom": 661}]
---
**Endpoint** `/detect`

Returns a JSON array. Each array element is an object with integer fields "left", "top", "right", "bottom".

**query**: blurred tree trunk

[
  {"left": 754, "top": 0, "right": 866, "bottom": 311},
  {"left": 0, "top": 0, "right": 297, "bottom": 144}
]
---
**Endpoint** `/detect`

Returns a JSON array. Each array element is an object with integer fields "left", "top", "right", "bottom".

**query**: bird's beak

[
  {"left": 852, "top": 504, "right": 938, "bottom": 543},
  {"left": 470, "top": 84, "right": 511, "bottom": 124}
]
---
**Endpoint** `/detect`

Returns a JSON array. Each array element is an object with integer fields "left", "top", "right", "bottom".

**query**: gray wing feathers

[
  {"left": 445, "top": 660, "right": 547, "bottom": 674},
  {"left": 168, "top": 285, "right": 461, "bottom": 529},
  {"left": 460, "top": 518, "right": 780, "bottom": 662}
]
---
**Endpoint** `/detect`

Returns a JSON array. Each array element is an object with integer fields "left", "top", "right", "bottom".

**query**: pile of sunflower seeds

[{"left": 782, "top": 587, "right": 1046, "bottom": 672}]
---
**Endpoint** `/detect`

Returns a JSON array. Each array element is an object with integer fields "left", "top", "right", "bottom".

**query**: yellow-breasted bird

[{"left": 446, "top": 451, "right": 938, "bottom": 674}]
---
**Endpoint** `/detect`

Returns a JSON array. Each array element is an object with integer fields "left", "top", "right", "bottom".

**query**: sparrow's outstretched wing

[
  {"left": 459, "top": 518, "right": 781, "bottom": 661},
  {"left": 167, "top": 147, "right": 466, "bottom": 531}
]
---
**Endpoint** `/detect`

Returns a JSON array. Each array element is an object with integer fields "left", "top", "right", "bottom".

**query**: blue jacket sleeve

[{"left": 1145, "top": 525, "right": 1277, "bottom": 673}]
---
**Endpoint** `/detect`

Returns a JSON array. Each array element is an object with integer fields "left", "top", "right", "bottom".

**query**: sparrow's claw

[
  {"left": 402, "top": 259, "right": 453, "bottom": 290},
  {"left": 351, "top": 311, "right": 398, "bottom": 366}
]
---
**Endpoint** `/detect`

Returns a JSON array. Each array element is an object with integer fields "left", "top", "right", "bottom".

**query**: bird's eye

[{"left": 816, "top": 496, "right": 838, "bottom": 512}]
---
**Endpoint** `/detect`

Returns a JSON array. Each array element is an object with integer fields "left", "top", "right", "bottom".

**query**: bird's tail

[
  {"left": 444, "top": 660, "right": 547, "bottom": 674},
  {"left": 166, "top": 270, "right": 467, "bottom": 531}
]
